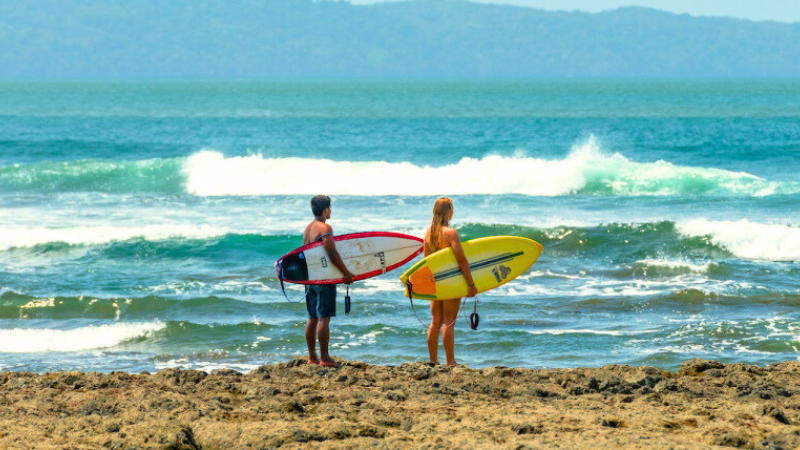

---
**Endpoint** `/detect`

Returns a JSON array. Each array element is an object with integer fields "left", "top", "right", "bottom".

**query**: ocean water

[{"left": 1, "top": 80, "right": 799, "bottom": 373}]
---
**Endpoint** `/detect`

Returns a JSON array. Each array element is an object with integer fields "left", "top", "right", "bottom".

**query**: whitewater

[{"left": 2, "top": 138, "right": 797, "bottom": 197}]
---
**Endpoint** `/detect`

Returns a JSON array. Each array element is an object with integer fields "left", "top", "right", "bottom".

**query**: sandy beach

[{"left": 0, "top": 358, "right": 798, "bottom": 449}]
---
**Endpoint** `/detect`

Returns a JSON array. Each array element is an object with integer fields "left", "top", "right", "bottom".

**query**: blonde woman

[{"left": 423, "top": 197, "right": 477, "bottom": 365}]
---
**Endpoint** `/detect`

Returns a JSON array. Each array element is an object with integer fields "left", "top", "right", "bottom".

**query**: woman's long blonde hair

[{"left": 429, "top": 197, "right": 454, "bottom": 252}]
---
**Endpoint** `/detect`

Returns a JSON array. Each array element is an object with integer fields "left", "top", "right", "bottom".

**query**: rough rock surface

[{"left": 1, "top": 358, "right": 799, "bottom": 449}]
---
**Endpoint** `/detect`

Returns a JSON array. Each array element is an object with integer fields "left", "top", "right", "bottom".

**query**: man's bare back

[{"left": 303, "top": 219, "right": 332, "bottom": 245}]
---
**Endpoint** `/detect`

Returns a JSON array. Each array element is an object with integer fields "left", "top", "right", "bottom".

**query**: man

[{"left": 302, "top": 195, "right": 354, "bottom": 367}]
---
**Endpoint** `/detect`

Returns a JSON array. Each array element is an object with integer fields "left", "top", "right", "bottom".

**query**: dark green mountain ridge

[{"left": 1, "top": 0, "right": 798, "bottom": 79}]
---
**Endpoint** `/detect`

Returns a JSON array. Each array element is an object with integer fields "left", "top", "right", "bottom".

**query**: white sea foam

[
  {"left": 676, "top": 219, "right": 800, "bottom": 261},
  {"left": 570, "top": 278, "right": 700, "bottom": 298},
  {"left": 733, "top": 344, "right": 774, "bottom": 355},
  {"left": 488, "top": 275, "right": 749, "bottom": 299},
  {"left": 356, "top": 330, "right": 383, "bottom": 345},
  {"left": 352, "top": 278, "right": 405, "bottom": 295},
  {"left": 635, "top": 259, "right": 715, "bottom": 274},
  {"left": 0, "top": 322, "right": 165, "bottom": 353},
  {"left": 636, "top": 344, "right": 707, "bottom": 355},
  {"left": 332, "top": 330, "right": 384, "bottom": 350},
  {"left": 153, "top": 359, "right": 262, "bottom": 373},
  {"left": 526, "top": 329, "right": 656, "bottom": 336},
  {"left": 184, "top": 148, "right": 583, "bottom": 196},
  {"left": 0, "top": 224, "right": 230, "bottom": 251},
  {"left": 148, "top": 280, "right": 273, "bottom": 295},
  {"left": 216, "top": 280, "right": 273, "bottom": 292},
  {"left": 518, "top": 270, "right": 582, "bottom": 280},
  {"left": 494, "top": 283, "right": 560, "bottom": 297},
  {"left": 183, "top": 138, "right": 788, "bottom": 197}
]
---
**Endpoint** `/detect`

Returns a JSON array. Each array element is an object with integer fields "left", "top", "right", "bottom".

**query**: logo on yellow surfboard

[{"left": 492, "top": 264, "right": 511, "bottom": 282}]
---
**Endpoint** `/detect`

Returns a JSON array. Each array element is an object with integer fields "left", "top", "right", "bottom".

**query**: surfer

[
  {"left": 424, "top": 197, "right": 477, "bottom": 366},
  {"left": 302, "top": 195, "right": 354, "bottom": 367}
]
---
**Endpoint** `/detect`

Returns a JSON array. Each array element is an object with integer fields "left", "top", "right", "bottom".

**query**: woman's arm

[{"left": 447, "top": 229, "right": 478, "bottom": 297}]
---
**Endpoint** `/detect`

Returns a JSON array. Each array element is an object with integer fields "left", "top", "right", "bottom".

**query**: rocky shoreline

[{"left": 1, "top": 358, "right": 799, "bottom": 449}]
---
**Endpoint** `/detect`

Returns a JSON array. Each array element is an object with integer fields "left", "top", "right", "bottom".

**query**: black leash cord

[
  {"left": 345, "top": 285, "right": 351, "bottom": 316},
  {"left": 278, "top": 261, "right": 308, "bottom": 303},
  {"left": 406, "top": 281, "right": 473, "bottom": 330},
  {"left": 468, "top": 296, "right": 479, "bottom": 330}
]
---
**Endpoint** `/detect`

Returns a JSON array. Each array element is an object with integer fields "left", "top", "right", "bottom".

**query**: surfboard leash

[
  {"left": 468, "top": 296, "right": 479, "bottom": 330},
  {"left": 278, "top": 277, "right": 309, "bottom": 304},
  {"left": 277, "top": 261, "right": 308, "bottom": 303},
  {"left": 405, "top": 281, "right": 463, "bottom": 330},
  {"left": 345, "top": 285, "right": 351, "bottom": 316}
]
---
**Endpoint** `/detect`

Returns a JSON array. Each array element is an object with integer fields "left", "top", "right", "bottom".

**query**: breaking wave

[
  {"left": 676, "top": 219, "right": 800, "bottom": 261},
  {"left": 183, "top": 140, "right": 793, "bottom": 197},
  {"left": 1, "top": 139, "right": 796, "bottom": 197},
  {"left": 0, "top": 321, "right": 165, "bottom": 353}
]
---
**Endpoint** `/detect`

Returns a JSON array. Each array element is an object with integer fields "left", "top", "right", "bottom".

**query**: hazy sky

[{"left": 346, "top": 0, "right": 800, "bottom": 23}]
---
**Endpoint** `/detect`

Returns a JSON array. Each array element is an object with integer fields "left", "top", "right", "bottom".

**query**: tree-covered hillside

[{"left": 1, "top": 0, "right": 798, "bottom": 78}]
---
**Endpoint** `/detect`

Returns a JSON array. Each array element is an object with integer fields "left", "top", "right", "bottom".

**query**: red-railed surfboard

[{"left": 275, "top": 232, "right": 423, "bottom": 285}]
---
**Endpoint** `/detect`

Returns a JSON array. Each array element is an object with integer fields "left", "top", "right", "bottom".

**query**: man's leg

[
  {"left": 306, "top": 318, "right": 319, "bottom": 363},
  {"left": 318, "top": 317, "right": 335, "bottom": 365},
  {"left": 318, "top": 284, "right": 339, "bottom": 367},
  {"left": 305, "top": 287, "right": 320, "bottom": 364}
]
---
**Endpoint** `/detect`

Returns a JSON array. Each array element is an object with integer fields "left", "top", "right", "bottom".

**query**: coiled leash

[
  {"left": 466, "top": 295, "right": 479, "bottom": 330},
  {"left": 405, "top": 281, "right": 478, "bottom": 330},
  {"left": 345, "top": 285, "right": 351, "bottom": 316}
]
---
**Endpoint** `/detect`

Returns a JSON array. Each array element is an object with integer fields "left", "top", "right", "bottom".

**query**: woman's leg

[
  {"left": 442, "top": 298, "right": 461, "bottom": 366},
  {"left": 427, "top": 300, "right": 443, "bottom": 364}
]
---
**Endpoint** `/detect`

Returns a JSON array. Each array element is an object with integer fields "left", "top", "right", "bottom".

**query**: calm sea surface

[{"left": 1, "top": 80, "right": 799, "bottom": 372}]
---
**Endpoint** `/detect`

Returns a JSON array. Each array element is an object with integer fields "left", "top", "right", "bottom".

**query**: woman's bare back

[{"left": 424, "top": 226, "right": 454, "bottom": 256}]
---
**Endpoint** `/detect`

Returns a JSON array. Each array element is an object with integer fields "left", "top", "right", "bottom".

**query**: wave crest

[
  {"left": 184, "top": 140, "right": 795, "bottom": 197},
  {"left": 1, "top": 139, "right": 795, "bottom": 197},
  {"left": 0, "top": 322, "right": 165, "bottom": 353},
  {"left": 0, "top": 224, "right": 230, "bottom": 251},
  {"left": 677, "top": 219, "right": 800, "bottom": 261}
]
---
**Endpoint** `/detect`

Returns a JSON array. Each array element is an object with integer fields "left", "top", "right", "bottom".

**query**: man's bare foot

[
  {"left": 320, "top": 358, "right": 340, "bottom": 367},
  {"left": 447, "top": 361, "right": 458, "bottom": 366},
  {"left": 308, "top": 358, "right": 320, "bottom": 365}
]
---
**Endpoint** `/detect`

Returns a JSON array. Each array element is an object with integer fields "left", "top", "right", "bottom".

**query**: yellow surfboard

[{"left": 399, "top": 236, "right": 543, "bottom": 300}]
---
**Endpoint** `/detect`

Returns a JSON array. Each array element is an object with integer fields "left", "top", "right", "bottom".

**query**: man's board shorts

[{"left": 306, "top": 284, "right": 336, "bottom": 318}]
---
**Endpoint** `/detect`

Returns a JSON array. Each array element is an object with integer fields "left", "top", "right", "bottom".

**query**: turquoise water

[{"left": 1, "top": 80, "right": 799, "bottom": 373}]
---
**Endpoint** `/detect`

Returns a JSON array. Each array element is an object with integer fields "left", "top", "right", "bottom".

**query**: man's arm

[{"left": 321, "top": 233, "right": 354, "bottom": 284}]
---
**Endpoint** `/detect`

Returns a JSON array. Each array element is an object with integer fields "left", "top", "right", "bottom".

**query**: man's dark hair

[{"left": 311, "top": 195, "right": 331, "bottom": 217}]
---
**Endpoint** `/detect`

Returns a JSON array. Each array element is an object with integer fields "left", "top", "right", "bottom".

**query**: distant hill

[{"left": 1, "top": 0, "right": 799, "bottom": 79}]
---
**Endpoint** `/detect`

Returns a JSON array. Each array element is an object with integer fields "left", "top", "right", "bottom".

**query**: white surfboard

[{"left": 276, "top": 232, "right": 424, "bottom": 284}]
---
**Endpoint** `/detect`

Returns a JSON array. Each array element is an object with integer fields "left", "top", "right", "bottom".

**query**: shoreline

[{"left": 1, "top": 358, "right": 799, "bottom": 449}]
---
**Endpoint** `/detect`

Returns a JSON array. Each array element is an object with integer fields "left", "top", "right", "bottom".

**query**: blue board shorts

[{"left": 306, "top": 284, "right": 336, "bottom": 318}]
